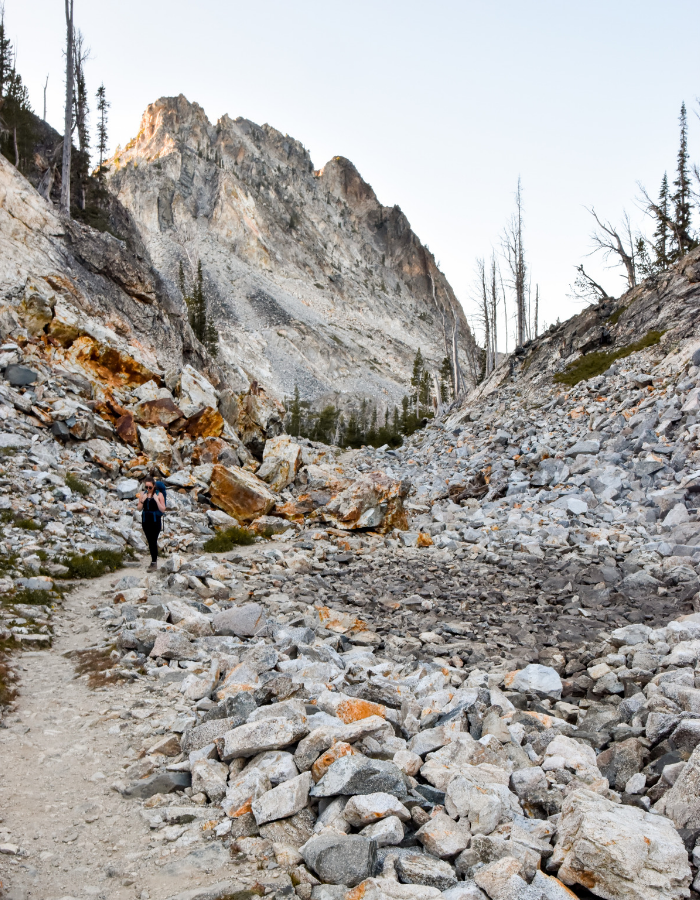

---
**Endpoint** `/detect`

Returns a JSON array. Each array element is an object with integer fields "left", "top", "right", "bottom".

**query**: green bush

[
  {"left": 554, "top": 330, "right": 665, "bottom": 387},
  {"left": 58, "top": 549, "right": 125, "bottom": 579},
  {"left": 14, "top": 518, "right": 42, "bottom": 531},
  {"left": 10, "top": 587, "right": 56, "bottom": 605},
  {"left": 65, "top": 473, "right": 91, "bottom": 497},
  {"left": 203, "top": 526, "right": 255, "bottom": 553}
]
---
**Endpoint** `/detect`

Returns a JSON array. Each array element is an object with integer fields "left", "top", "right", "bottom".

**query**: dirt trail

[{"left": 0, "top": 562, "right": 255, "bottom": 900}]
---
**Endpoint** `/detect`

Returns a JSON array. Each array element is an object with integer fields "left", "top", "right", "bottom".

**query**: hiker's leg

[{"left": 143, "top": 523, "right": 158, "bottom": 563}]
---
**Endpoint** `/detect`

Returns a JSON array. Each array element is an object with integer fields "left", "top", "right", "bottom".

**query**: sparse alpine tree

[
  {"left": 289, "top": 385, "right": 302, "bottom": 437},
  {"left": 61, "top": 0, "right": 75, "bottom": 216},
  {"left": 95, "top": 82, "right": 109, "bottom": 172},
  {"left": 0, "top": 4, "right": 12, "bottom": 98},
  {"left": 671, "top": 102, "right": 693, "bottom": 259},
  {"left": 586, "top": 208, "right": 637, "bottom": 289},
  {"left": 653, "top": 173, "right": 671, "bottom": 269}
]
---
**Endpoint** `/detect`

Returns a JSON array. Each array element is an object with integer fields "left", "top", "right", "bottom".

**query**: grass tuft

[
  {"left": 57, "top": 549, "right": 125, "bottom": 580},
  {"left": 606, "top": 303, "right": 629, "bottom": 326},
  {"left": 203, "top": 526, "right": 255, "bottom": 553},
  {"left": 553, "top": 330, "right": 665, "bottom": 387},
  {"left": 65, "top": 473, "right": 91, "bottom": 497},
  {"left": 68, "top": 646, "right": 125, "bottom": 689}
]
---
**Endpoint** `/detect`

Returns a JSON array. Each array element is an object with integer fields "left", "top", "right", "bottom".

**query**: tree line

[
  {"left": 285, "top": 349, "right": 454, "bottom": 448},
  {"left": 573, "top": 101, "right": 698, "bottom": 303}
]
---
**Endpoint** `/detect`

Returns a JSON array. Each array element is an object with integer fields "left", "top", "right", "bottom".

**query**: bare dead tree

[
  {"left": 489, "top": 255, "right": 499, "bottom": 367},
  {"left": 586, "top": 208, "right": 637, "bottom": 289},
  {"left": 60, "top": 0, "right": 74, "bottom": 217},
  {"left": 532, "top": 284, "right": 539, "bottom": 339},
  {"left": 502, "top": 179, "right": 527, "bottom": 348},
  {"left": 42, "top": 74, "right": 48, "bottom": 121}
]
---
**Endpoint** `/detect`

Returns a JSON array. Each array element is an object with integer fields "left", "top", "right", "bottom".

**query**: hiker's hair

[{"left": 143, "top": 475, "right": 156, "bottom": 487}]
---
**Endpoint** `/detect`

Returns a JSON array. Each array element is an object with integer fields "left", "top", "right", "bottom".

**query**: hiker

[{"left": 137, "top": 475, "right": 166, "bottom": 569}]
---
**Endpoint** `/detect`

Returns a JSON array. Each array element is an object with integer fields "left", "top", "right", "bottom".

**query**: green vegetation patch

[
  {"left": 0, "top": 510, "right": 42, "bottom": 530},
  {"left": 554, "top": 330, "right": 665, "bottom": 387},
  {"left": 203, "top": 526, "right": 256, "bottom": 553},
  {"left": 606, "top": 303, "right": 630, "bottom": 327},
  {"left": 57, "top": 549, "right": 125, "bottom": 580},
  {"left": 65, "top": 473, "right": 91, "bottom": 497}
]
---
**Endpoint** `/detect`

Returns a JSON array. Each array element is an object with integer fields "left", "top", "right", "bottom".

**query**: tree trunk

[
  {"left": 13, "top": 126, "right": 18, "bottom": 167},
  {"left": 60, "top": 0, "right": 74, "bottom": 217}
]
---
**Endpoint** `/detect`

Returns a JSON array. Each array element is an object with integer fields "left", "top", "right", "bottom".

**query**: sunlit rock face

[{"left": 104, "top": 94, "right": 472, "bottom": 405}]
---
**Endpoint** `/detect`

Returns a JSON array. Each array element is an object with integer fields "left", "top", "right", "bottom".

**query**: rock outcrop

[{"left": 103, "top": 95, "right": 472, "bottom": 405}]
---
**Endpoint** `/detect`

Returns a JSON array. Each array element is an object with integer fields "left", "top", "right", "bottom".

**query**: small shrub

[
  {"left": 65, "top": 473, "right": 91, "bottom": 497},
  {"left": 203, "top": 526, "right": 255, "bottom": 553},
  {"left": 58, "top": 549, "right": 125, "bottom": 580},
  {"left": 14, "top": 518, "right": 42, "bottom": 531},
  {"left": 10, "top": 587, "right": 56, "bottom": 605},
  {"left": 554, "top": 330, "right": 665, "bottom": 387}
]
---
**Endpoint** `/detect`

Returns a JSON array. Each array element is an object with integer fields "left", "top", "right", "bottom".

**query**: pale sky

[{"left": 7, "top": 0, "right": 699, "bottom": 349}]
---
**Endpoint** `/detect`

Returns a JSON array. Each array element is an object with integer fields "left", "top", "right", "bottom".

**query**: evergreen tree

[
  {"left": 289, "top": 385, "right": 302, "bottom": 437},
  {"left": 419, "top": 370, "right": 431, "bottom": 409},
  {"left": 185, "top": 262, "right": 218, "bottom": 357},
  {"left": 653, "top": 173, "right": 671, "bottom": 269},
  {"left": 411, "top": 349, "right": 424, "bottom": 407},
  {"left": 0, "top": 7, "right": 34, "bottom": 170},
  {"left": 671, "top": 102, "right": 693, "bottom": 260},
  {"left": 95, "top": 82, "right": 109, "bottom": 172},
  {"left": 439, "top": 356, "right": 452, "bottom": 403}
]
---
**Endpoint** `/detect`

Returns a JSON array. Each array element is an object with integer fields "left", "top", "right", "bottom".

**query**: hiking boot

[{"left": 149, "top": 561, "right": 157, "bottom": 570}]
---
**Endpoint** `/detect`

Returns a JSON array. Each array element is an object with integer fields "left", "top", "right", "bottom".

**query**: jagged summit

[{"left": 103, "top": 95, "right": 472, "bottom": 405}]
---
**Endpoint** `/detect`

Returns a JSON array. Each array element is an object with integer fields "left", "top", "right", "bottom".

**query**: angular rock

[
  {"left": 251, "top": 771, "right": 312, "bottom": 825},
  {"left": 134, "top": 397, "right": 183, "bottom": 427},
  {"left": 504, "top": 664, "right": 562, "bottom": 700},
  {"left": 360, "top": 815, "right": 405, "bottom": 848},
  {"left": 300, "top": 833, "right": 376, "bottom": 888},
  {"left": 210, "top": 463, "right": 276, "bottom": 523},
  {"left": 310, "top": 756, "right": 406, "bottom": 799},
  {"left": 212, "top": 603, "right": 267, "bottom": 637},
  {"left": 221, "top": 717, "right": 305, "bottom": 761},
  {"left": 551, "top": 788, "right": 691, "bottom": 900},
  {"left": 664, "top": 744, "right": 700, "bottom": 830},
  {"left": 186, "top": 406, "right": 225, "bottom": 439},
  {"left": 221, "top": 768, "right": 271, "bottom": 818},
  {"left": 190, "top": 758, "right": 228, "bottom": 803},
  {"left": 257, "top": 434, "right": 302, "bottom": 492},
  {"left": 395, "top": 853, "right": 458, "bottom": 891},
  {"left": 149, "top": 631, "right": 195, "bottom": 660},
  {"left": 321, "top": 471, "right": 410, "bottom": 534},
  {"left": 343, "top": 792, "right": 410, "bottom": 827},
  {"left": 415, "top": 811, "right": 470, "bottom": 859},
  {"left": 596, "top": 738, "right": 646, "bottom": 792}
]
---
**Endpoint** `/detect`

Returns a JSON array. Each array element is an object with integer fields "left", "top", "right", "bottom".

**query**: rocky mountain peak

[{"left": 104, "top": 95, "right": 472, "bottom": 406}]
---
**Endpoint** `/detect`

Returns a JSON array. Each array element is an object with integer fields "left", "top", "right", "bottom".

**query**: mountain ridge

[{"left": 103, "top": 94, "right": 473, "bottom": 406}]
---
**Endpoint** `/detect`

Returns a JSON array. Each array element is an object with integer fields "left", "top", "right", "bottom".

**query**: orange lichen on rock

[
  {"left": 311, "top": 741, "right": 357, "bottom": 782},
  {"left": 335, "top": 698, "right": 385, "bottom": 725}
]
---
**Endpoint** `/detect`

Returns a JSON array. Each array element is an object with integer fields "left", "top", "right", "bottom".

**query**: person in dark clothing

[{"left": 137, "top": 476, "right": 166, "bottom": 569}]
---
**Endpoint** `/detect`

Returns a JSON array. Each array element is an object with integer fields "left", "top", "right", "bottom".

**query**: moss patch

[
  {"left": 67, "top": 645, "right": 126, "bottom": 689},
  {"left": 203, "top": 526, "right": 255, "bottom": 553},
  {"left": 554, "top": 330, "right": 665, "bottom": 387}
]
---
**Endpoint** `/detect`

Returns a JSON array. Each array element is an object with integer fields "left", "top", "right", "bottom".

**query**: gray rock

[
  {"left": 596, "top": 738, "right": 646, "bottom": 791},
  {"left": 4, "top": 364, "right": 37, "bottom": 386},
  {"left": 504, "top": 664, "right": 562, "bottom": 700},
  {"left": 212, "top": 603, "right": 267, "bottom": 637},
  {"left": 360, "top": 815, "right": 405, "bottom": 847},
  {"left": 441, "top": 885, "right": 487, "bottom": 900},
  {"left": 310, "top": 755, "right": 406, "bottom": 798},
  {"left": 568, "top": 439, "right": 600, "bottom": 456},
  {"left": 149, "top": 631, "right": 196, "bottom": 660},
  {"left": 415, "top": 811, "right": 469, "bottom": 858},
  {"left": 122, "top": 770, "right": 191, "bottom": 799},
  {"left": 670, "top": 719, "right": 700, "bottom": 754},
  {"left": 116, "top": 478, "right": 140, "bottom": 500},
  {"left": 665, "top": 744, "right": 700, "bottom": 829},
  {"left": 395, "top": 852, "right": 458, "bottom": 890},
  {"left": 300, "top": 833, "right": 376, "bottom": 887},
  {"left": 181, "top": 717, "right": 241, "bottom": 753},
  {"left": 251, "top": 771, "right": 312, "bottom": 825},
  {"left": 343, "top": 792, "right": 410, "bottom": 826},
  {"left": 221, "top": 717, "right": 304, "bottom": 760}
]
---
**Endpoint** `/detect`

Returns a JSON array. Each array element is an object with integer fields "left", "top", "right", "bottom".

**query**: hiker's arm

[
  {"left": 155, "top": 492, "right": 166, "bottom": 513},
  {"left": 136, "top": 492, "right": 145, "bottom": 511}
]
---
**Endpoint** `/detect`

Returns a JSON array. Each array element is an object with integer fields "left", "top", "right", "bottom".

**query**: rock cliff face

[{"left": 103, "top": 95, "right": 472, "bottom": 405}]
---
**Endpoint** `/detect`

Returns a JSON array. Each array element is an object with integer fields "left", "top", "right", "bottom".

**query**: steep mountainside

[{"left": 103, "top": 95, "right": 472, "bottom": 405}]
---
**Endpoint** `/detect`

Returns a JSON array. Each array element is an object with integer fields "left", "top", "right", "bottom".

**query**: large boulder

[
  {"left": 209, "top": 464, "right": 276, "bottom": 522},
  {"left": 134, "top": 397, "right": 183, "bottom": 427},
  {"left": 235, "top": 389, "right": 285, "bottom": 459},
  {"left": 664, "top": 743, "right": 700, "bottom": 829},
  {"left": 256, "top": 434, "right": 302, "bottom": 492},
  {"left": 185, "top": 406, "right": 225, "bottom": 439},
  {"left": 300, "top": 833, "right": 376, "bottom": 888},
  {"left": 137, "top": 425, "right": 172, "bottom": 467},
  {"left": 179, "top": 365, "right": 218, "bottom": 418},
  {"left": 320, "top": 471, "right": 410, "bottom": 533},
  {"left": 551, "top": 788, "right": 690, "bottom": 900}
]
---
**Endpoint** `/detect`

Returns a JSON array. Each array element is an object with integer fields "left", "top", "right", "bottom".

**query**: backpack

[{"left": 155, "top": 480, "right": 168, "bottom": 507}]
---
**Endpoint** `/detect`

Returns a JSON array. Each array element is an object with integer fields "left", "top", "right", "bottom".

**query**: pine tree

[
  {"left": 671, "top": 102, "right": 693, "bottom": 260},
  {"left": 290, "top": 385, "right": 301, "bottom": 437},
  {"left": 0, "top": 5, "right": 12, "bottom": 99},
  {"left": 0, "top": 7, "right": 34, "bottom": 170},
  {"left": 653, "top": 173, "right": 671, "bottom": 269},
  {"left": 439, "top": 356, "right": 453, "bottom": 403},
  {"left": 95, "top": 82, "right": 109, "bottom": 172},
  {"left": 419, "top": 370, "right": 431, "bottom": 410}
]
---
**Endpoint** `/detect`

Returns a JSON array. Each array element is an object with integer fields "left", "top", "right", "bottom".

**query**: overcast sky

[{"left": 7, "top": 0, "right": 699, "bottom": 348}]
